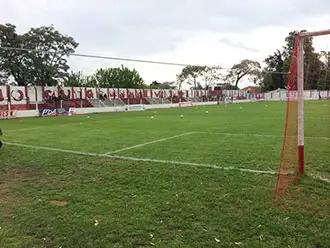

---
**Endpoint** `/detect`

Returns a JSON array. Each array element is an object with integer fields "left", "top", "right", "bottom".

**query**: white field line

[
  {"left": 195, "top": 131, "right": 330, "bottom": 140},
  {"left": 5, "top": 125, "right": 329, "bottom": 141},
  {"left": 310, "top": 174, "right": 330, "bottom": 184},
  {"left": 3, "top": 141, "right": 276, "bottom": 175},
  {"left": 4, "top": 141, "right": 330, "bottom": 182},
  {"left": 3, "top": 127, "right": 41, "bottom": 133},
  {"left": 3, "top": 124, "right": 76, "bottom": 133},
  {"left": 3, "top": 119, "right": 108, "bottom": 134},
  {"left": 104, "top": 132, "right": 195, "bottom": 155},
  {"left": 195, "top": 131, "right": 277, "bottom": 138}
]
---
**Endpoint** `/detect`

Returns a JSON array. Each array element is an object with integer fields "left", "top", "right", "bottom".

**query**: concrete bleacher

[
  {"left": 88, "top": 98, "right": 126, "bottom": 107},
  {"left": 43, "top": 96, "right": 201, "bottom": 109},
  {"left": 91, "top": 96, "right": 190, "bottom": 106},
  {"left": 109, "top": 99, "right": 125, "bottom": 106},
  {"left": 171, "top": 96, "right": 186, "bottom": 103},
  {"left": 36, "top": 96, "right": 196, "bottom": 110},
  {"left": 37, "top": 99, "right": 94, "bottom": 109},
  {"left": 89, "top": 99, "right": 105, "bottom": 107},
  {"left": 120, "top": 98, "right": 150, "bottom": 105},
  {"left": 187, "top": 97, "right": 202, "bottom": 102},
  {"left": 146, "top": 97, "right": 172, "bottom": 104},
  {"left": 100, "top": 99, "right": 114, "bottom": 106}
]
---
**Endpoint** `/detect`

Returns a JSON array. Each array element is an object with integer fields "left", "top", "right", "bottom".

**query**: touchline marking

[
  {"left": 196, "top": 132, "right": 330, "bottom": 140},
  {"left": 4, "top": 127, "right": 41, "bottom": 133},
  {"left": 312, "top": 175, "right": 330, "bottom": 184},
  {"left": 195, "top": 131, "right": 277, "bottom": 138},
  {"left": 103, "top": 132, "right": 195, "bottom": 155},
  {"left": 3, "top": 119, "right": 110, "bottom": 133},
  {"left": 3, "top": 141, "right": 276, "bottom": 175},
  {"left": 5, "top": 126, "right": 328, "bottom": 141}
]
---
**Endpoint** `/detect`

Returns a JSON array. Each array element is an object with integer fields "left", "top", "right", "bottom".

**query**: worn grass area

[{"left": 1, "top": 102, "right": 330, "bottom": 247}]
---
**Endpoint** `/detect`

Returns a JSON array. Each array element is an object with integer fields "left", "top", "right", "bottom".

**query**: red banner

[{"left": 0, "top": 110, "right": 17, "bottom": 119}]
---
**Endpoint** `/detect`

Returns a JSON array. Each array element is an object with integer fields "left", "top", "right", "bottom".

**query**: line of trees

[{"left": 1, "top": 23, "right": 329, "bottom": 91}]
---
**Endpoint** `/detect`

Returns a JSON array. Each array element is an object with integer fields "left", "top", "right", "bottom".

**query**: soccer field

[{"left": 1, "top": 101, "right": 330, "bottom": 247}]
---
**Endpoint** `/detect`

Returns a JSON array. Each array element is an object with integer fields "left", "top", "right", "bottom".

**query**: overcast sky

[{"left": 1, "top": 0, "right": 330, "bottom": 88}]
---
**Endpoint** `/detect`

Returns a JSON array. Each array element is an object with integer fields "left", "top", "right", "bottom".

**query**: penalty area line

[
  {"left": 103, "top": 132, "right": 195, "bottom": 155},
  {"left": 3, "top": 141, "right": 276, "bottom": 175}
]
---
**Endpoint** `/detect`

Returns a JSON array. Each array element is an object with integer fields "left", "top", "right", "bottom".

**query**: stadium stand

[{"left": 2, "top": 85, "right": 265, "bottom": 112}]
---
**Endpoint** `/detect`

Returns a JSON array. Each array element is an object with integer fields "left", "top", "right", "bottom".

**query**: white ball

[
  {"left": 180, "top": 115, "right": 183, "bottom": 118},
  {"left": 151, "top": 116, "right": 154, "bottom": 119},
  {"left": 205, "top": 111, "right": 209, "bottom": 114},
  {"left": 87, "top": 116, "right": 90, "bottom": 119},
  {"left": 240, "top": 107, "right": 243, "bottom": 110}
]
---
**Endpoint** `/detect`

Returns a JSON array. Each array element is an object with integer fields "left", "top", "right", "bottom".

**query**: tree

[
  {"left": 176, "top": 73, "right": 185, "bottom": 90},
  {"left": 200, "top": 66, "right": 223, "bottom": 89},
  {"left": 0, "top": 23, "right": 34, "bottom": 85},
  {"left": 176, "top": 65, "right": 205, "bottom": 90},
  {"left": 195, "top": 82, "right": 204, "bottom": 89},
  {"left": 225, "top": 59, "right": 261, "bottom": 89},
  {"left": 260, "top": 50, "right": 286, "bottom": 91},
  {"left": 282, "top": 30, "right": 317, "bottom": 89},
  {"left": 317, "top": 52, "right": 330, "bottom": 90},
  {"left": 25, "top": 25, "right": 79, "bottom": 86},
  {"left": 283, "top": 31, "right": 296, "bottom": 56},
  {"left": 0, "top": 23, "right": 78, "bottom": 86},
  {"left": 88, "top": 65, "right": 146, "bottom": 89},
  {"left": 177, "top": 65, "right": 223, "bottom": 90},
  {"left": 0, "top": 71, "right": 8, "bottom": 85},
  {"left": 149, "top": 80, "right": 176, "bottom": 89},
  {"left": 65, "top": 71, "right": 91, "bottom": 87},
  {"left": 318, "top": 51, "right": 330, "bottom": 90}
]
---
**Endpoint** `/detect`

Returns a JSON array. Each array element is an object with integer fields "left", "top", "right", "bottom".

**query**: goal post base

[{"left": 298, "top": 145, "right": 304, "bottom": 174}]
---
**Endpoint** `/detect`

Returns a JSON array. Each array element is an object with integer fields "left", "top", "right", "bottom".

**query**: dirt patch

[
  {"left": 0, "top": 168, "right": 35, "bottom": 216},
  {"left": 50, "top": 200, "right": 69, "bottom": 206},
  {"left": 0, "top": 168, "right": 35, "bottom": 197},
  {"left": 1, "top": 168, "right": 34, "bottom": 181}
]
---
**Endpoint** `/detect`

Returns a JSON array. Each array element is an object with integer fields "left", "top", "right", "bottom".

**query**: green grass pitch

[{"left": 1, "top": 101, "right": 330, "bottom": 247}]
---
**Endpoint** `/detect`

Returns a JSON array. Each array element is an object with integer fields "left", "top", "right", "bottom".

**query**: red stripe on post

[{"left": 298, "top": 145, "right": 304, "bottom": 174}]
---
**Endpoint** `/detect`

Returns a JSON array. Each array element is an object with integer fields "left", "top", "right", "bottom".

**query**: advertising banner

[
  {"left": 56, "top": 108, "right": 69, "bottom": 116},
  {"left": 0, "top": 110, "right": 17, "bottom": 119},
  {"left": 39, "top": 109, "right": 57, "bottom": 117}
]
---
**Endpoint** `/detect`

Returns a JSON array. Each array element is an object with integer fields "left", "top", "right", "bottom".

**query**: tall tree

[
  {"left": 65, "top": 71, "right": 91, "bottom": 87},
  {"left": 317, "top": 51, "right": 330, "bottom": 90},
  {"left": 281, "top": 30, "right": 302, "bottom": 75},
  {"left": 177, "top": 65, "right": 223, "bottom": 90},
  {"left": 260, "top": 50, "right": 286, "bottom": 91},
  {"left": 200, "top": 66, "right": 222, "bottom": 89},
  {"left": 225, "top": 59, "right": 261, "bottom": 89},
  {"left": 89, "top": 65, "right": 146, "bottom": 89},
  {"left": 283, "top": 30, "right": 317, "bottom": 89},
  {"left": 0, "top": 23, "right": 34, "bottom": 85},
  {"left": 24, "top": 25, "right": 79, "bottom": 86},
  {"left": 177, "top": 65, "right": 205, "bottom": 90},
  {"left": 0, "top": 23, "right": 78, "bottom": 86}
]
